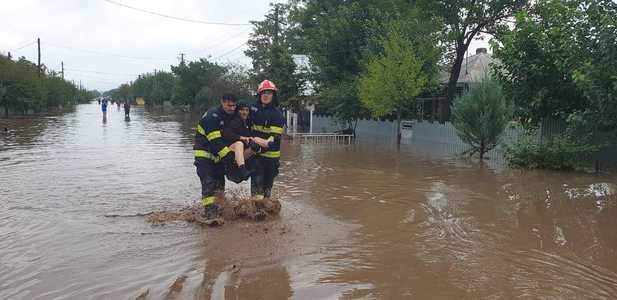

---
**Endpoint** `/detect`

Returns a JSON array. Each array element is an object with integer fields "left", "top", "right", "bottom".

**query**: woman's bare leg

[
  {"left": 244, "top": 148, "right": 254, "bottom": 160},
  {"left": 230, "top": 141, "right": 245, "bottom": 166}
]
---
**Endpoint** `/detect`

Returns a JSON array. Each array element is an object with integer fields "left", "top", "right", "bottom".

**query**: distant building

[
  {"left": 418, "top": 48, "right": 495, "bottom": 122},
  {"left": 438, "top": 47, "right": 495, "bottom": 97},
  {"left": 135, "top": 96, "right": 145, "bottom": 106},
  {"left": 288, "top": 55, "right": 316, "bottom": 133}
]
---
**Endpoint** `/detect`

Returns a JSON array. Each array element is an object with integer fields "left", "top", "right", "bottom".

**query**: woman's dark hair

[{"left": 236, "top": 101, "right": 250, "bottom": 112}]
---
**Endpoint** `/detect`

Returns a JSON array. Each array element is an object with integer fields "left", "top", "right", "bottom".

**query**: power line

[
  {"left": 102, "top": 0, "right": 251, "bottom": 26},
  {"left": 215, "top": 42, "right": 247, "bottom": 59},
  {"left": 7, "top": 40, "right": 37, "bottom": 52},
  {"left": 65, "top": 68, "right": 139, "bottom": 76},
  {"left": 185, "top": 27, "right": 253, "bottom": 55},
  {"left": 44, "top": 42, "right": 174, "bottom": 61}
]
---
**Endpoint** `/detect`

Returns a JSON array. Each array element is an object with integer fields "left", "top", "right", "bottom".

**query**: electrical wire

[
  {"left": 44, "top": 42, "right": 174, "bottom": 61},
  {"left": 215, "top": 42, "right": 247, "bottom": 59},
  {"left": 7, "top": 40, "right": 37, "bottom": 52},
  {"left": 102, "top": 0, "right": 251, "bottom": 26},
  {"left": 185, "top": 27, "right": 253, "bottom": 55},
  {"left": 65, "top": 68, "right": 139, "bottom": 76}
]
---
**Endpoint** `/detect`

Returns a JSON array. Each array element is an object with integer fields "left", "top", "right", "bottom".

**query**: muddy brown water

[{"left": 1, "top": 103, "right": 617, "bottom": 299}]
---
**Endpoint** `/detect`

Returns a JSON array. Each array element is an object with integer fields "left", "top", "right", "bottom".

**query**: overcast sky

[{"left": 1, "top": 0, "right": 489, "bottom": 92}]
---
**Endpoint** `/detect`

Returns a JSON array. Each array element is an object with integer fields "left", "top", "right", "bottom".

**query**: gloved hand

[{"left": 248, "top": 140, "right": 262, "bottom": 153}]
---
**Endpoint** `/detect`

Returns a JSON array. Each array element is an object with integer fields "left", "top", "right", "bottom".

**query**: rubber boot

[
  {"left": 198, "top": 203, "right": 223, "bottom": 226},
  {"left": 253, "top": 196, "right": 267, "bottom": 221}
]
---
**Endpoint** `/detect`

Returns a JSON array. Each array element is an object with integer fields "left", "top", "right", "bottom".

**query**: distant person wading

[{"left": 124, "top": 100, "right": 130, "bottom": 117}]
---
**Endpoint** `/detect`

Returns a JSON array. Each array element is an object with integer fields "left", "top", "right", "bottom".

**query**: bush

[
  {"left": 505, "top": 131, "right": 599, "bottom": 170},
  {"left": 452, "top": 77, "right": 511, "bottom": 160}
]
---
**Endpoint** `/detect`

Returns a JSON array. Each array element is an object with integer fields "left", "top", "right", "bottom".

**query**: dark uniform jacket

[
  {"left": 250, "top": 100, "right": 285, "bottom": 159},
  {"left": 193, "top": 106, "right": 235, "bottom": 162},
  {"left": 222, "top": 115, "right": 251, "bottom": 146}
]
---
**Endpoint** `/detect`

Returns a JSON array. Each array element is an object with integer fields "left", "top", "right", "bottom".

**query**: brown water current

[{"left": 1, "top": 103, "right": 617, "bottom": 299}]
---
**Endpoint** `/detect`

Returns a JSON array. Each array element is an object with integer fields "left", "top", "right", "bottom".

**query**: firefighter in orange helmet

[{"left": 249, "top": 80, "right": 285, "bottom": 220}]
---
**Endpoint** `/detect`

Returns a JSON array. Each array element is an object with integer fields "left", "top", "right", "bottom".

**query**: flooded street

[{"left": 1, "top": 103, "right": 617, "bottom": 299}]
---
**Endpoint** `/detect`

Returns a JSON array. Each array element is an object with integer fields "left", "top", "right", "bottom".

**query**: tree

[
  {"left": 289, "top": 1, "right": 402, "bottom": 125},
  {"left": 419, "top": 0, "right": 527, "bottom": 121},
  {"left": 289, "top": 1, "right": 442, "bottom": 128},
  {"left": 246, "top": 3, "right": 303, "bottom": 109},
  {"left": 0, "top": 54, "right": 87, "bottom": 115},
  {"left": 492, "top": 0, "right": 617, "bottom": 136},
  {"left": 114, "top": 83, "right": 131, "bottom": 102},
  {"left": 452, "top": 76, "right": 510, "bottom": 160},
  {"left": 131, "top": 71, "right": 177, "bottom": 106},
  {"left": 491, "top": 3, "right": 583, "bottom": 126},
  {"left": 171, "top": 58, "right": 226, "bottom": 109},
  {"left": 569, "top": 0, "right": 617, "bottom": 135},
  {"left": 359, "top": 30, "right": 429, "bottom": 143}
]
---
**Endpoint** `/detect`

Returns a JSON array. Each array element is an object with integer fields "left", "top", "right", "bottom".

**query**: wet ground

[{"left": 1, "top": 103, "right": 617, "bottom": 299}]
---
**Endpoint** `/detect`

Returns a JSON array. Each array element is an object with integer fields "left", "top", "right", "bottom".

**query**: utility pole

[
  {"left": 37, "top": 38, "right": 41, "bottom": 78},
  {"left": 178, "top": 53, "right": 185, "bottom": 64},
  {"left": 61, "top": 61, "right": 64, "bottom": 79}
]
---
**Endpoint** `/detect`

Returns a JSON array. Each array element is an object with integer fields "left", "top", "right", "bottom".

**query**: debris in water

[
  {"left": 163, "top": 275, "right": 187, "bottom": 298},
  {"left": 134, "top": 288, "right": 149, "bottom": 300},
  {"left": 133, "top": 198, "right": 283, "bottom": 225}
]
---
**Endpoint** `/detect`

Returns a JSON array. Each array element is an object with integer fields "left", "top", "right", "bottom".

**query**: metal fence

[{"left": 312, "top": 114, "right": 617, "bottom": 169}]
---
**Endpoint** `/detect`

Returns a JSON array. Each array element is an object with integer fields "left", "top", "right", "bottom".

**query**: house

[
  {"left": 286, "top": 54, "right": 315, "bottom": 133},
  {"left": 417, "top": 48, "right": 495, "bottom": 122},
  {"left": 439, "top": 47, "right": 494, "bottom": 96}
]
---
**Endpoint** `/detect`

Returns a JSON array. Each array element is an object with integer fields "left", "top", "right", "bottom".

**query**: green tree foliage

[
  {"left": 246, "top": 3, "right": 304, "bottom": 109},
  {"left": 492, "top": 0, "right": 617, "bottom": 135},
  {"left": 114, "top": 83, "right": 131, "bottom": 102},
  {"left": 290, "top": 0, "right": 441, "bottom": 126},
  {"left": 107, "top": 58, "right": 251, "bottom": 112},
  {"left": 359, "top": 30, "right": 429, "bottom": 142},
  {"left": 131, "top": 71, "right": 176, "bottom": 105},
  {"left": 0, "top": 54, "right": 94, "bottom": 116},
  {"left": 290, "top": 1, "right": 394, "bottom": 124},
  {"left": 568, "top": 0, "right": 617, "bottom": 135},
  {"left": 419, "top": 0, "right": 527, "bottom": 120},
  {"left": 171, "top": 59, "right": 227, "bottom": 107},
  {"left": 505, "top": 131, "right": 599, "bottom": 170},
  {"left": 452, "top": 77, "right": 511, "bottom": 160}
]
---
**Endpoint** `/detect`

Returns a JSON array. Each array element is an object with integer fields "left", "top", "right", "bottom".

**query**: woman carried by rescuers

[{"left": 221, "top": 101, "right": 270, "bottom": 183}]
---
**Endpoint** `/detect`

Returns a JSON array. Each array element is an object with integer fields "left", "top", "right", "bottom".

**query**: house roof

[{"left": 439, "top": 49, "right": 495, "bottom": 84}]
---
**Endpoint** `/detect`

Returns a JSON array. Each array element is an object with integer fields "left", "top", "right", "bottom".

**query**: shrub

[{"left": 505, "top": 131, "right": 599, "bottom": 170}]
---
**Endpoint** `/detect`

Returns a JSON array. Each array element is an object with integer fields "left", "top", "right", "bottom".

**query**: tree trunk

[
  {"left": 396, "top": 108, "right": 402, "bottom": 145},
  {"left": 444, "top": 45, "right": 468, "bottom": 123},
  {"left": 479, "top": 141, "right": 485, "bottom": 160}
]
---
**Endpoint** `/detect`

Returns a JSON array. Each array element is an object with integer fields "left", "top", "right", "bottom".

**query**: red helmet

[{"left": 257, "top": 80, "right": 278, "bottom": 94}]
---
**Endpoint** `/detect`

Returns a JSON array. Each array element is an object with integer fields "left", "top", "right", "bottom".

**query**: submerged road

[{"left": 1, "top": 103, "right": 617, "bottom": 299}]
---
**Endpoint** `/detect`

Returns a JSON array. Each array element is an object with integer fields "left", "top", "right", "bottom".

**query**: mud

[{"left": 141, "top": 198, "right": 282, "bottom": 225}]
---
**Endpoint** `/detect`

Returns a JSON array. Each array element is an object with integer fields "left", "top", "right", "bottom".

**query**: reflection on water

[{"left": 1, "top": 103, "right": 616, "bottom": 299}]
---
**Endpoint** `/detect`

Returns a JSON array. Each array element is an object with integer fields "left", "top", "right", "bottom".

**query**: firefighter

[
  {"left": 250, "top": 80, "right": 285, "bottom": 219},
  {"left": 193, "top": 93, "right": 238, "bottom": 225}
]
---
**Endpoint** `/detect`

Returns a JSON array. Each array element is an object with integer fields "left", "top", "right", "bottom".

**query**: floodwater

[{"left": 1, "top": 103, "right": 617, "bottom": 299}]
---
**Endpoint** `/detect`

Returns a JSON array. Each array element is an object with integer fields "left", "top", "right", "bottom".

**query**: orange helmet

[{"left": 257, "top": 80, "right": 278, "bottom": 94}]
